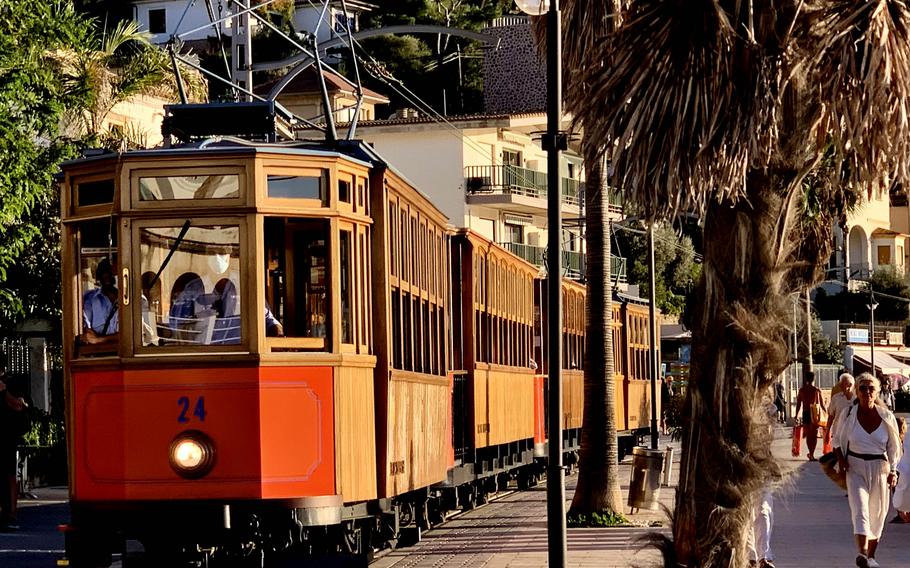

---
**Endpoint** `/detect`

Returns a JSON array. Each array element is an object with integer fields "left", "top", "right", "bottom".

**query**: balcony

[
  {"left": 502, "top": 243, "right": 627, "bottom": 283},
  {"left": 465, "top": 165, "right": 624, "bottom": 214}
]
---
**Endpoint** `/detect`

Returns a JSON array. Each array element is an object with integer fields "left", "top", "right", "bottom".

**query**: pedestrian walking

[
  {"left": 833, "top": 373, "right": 902, "bottom": 568},
  {"left": 794, "top": 371, "right": 826, "bottom": 461},
  {"left": 748, "top": 394, "right": 779, "bottom": 568}
]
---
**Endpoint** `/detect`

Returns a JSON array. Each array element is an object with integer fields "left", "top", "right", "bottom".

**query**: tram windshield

[{"left": 138, "top": 224, "right": 242, "bottom": 347}]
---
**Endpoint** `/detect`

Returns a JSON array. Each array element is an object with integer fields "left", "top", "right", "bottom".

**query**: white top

[
  {"left": 829, "top": 393, "right": 853, "bottom": 438},
  {"left": 848, "top": 420, "right": 889, "bottom": 455},
  {"left": 834, "top": 402, "right": 901, "bottom": 468}
]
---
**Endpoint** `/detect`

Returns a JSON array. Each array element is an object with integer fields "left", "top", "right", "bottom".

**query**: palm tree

[
  {"left": 52, "top": 19, "right": 206, "bottom": 146},
  {"left": 533, "top": 1, "right": 626, "bottom": 517},
  {"left": 558, "top": 1, "right": 910, "bottom": 565}
]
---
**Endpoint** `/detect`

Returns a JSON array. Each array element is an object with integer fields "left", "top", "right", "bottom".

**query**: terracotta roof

[
  {"left": 255, "top": 67, "right": 389, "bottom": 103},
  {"left": 295, "top": 110, "right": 547, "bottom": 130},
  {"left": 872, "top": 228, "right": 910, "bottom": 238}
]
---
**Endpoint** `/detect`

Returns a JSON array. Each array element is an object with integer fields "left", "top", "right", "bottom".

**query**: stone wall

[{"left": 483, "top": 17, "right": 546, "bottom": 114}]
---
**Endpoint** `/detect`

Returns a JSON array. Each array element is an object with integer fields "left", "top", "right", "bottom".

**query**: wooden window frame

[
  {"left": 130, "top": 216, "right": 250, "bottom": 357},
  {"left": 129, "top": 165, "right": 247, "bottom": 210}
]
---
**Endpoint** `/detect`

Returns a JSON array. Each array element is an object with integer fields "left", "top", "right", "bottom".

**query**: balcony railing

[
  {"left": 465, "top": 165, "right": 582, "bottom": 207},
  {"left": 502, "top": 242, "right": 627, "bottom": 283}
]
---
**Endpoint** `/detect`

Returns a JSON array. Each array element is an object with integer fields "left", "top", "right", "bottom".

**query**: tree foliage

[
  {"left": 0, "top": 2, "right": 193, "bottom": 328},
  {"left": 0, "top": 1, "right": 93, "bottom": 326},
  {"left": 815, "top": 267, "right": 910, "bottom": 324},
  {"left": 614, "top": 222, "right": 701, "bottom": 317}
]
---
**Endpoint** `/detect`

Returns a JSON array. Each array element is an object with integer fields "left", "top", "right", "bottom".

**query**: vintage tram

[{"left": 57, "top": 105, "right": 657, "bottom": 567}]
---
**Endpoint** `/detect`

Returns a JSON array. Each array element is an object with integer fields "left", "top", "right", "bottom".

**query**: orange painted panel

[
  {"left": 534, "top": 375, "right": 545, "bottom": 445},
  {"left": 258, "top": 367, "right": 335, "bottom": 498},
  {"left": 72, "top": 366, "right": 336, "bottom": 502}
]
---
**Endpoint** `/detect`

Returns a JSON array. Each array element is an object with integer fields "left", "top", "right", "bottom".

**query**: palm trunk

[
  {"left": 672, "top": 167, "right": 828, "bottom": 565},
  {"left": 569, "top": 150, "right": 623, "bottom": 515}
]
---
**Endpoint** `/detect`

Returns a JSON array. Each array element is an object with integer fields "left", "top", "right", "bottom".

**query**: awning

[{"left": 852, "top": 349, "right": 910, "bottom": 375}]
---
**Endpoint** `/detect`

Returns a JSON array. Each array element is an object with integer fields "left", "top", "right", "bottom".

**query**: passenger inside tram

[{"left": 81, "top": 258, "right": 119, "bottom": 345}]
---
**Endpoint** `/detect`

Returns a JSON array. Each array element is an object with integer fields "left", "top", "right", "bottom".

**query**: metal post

[
  {"left": 545, "top": 2, "right": 566, "bottom": 566},
  {"left": 869, "top": 288, "right": 876, "bottom": 374},
  {"left": 232, "top": 0, "right": 254, "bottom": 100},
  {"left": 805, "top": 290, "right": 813, "bottom": 372},
  {"left": 648, "top": 224, "right": 659, "bottom": 450}
]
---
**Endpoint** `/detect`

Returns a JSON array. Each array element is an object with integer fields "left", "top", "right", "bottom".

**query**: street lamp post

[
  {"left": 648, "top": 224, "right": 659, "bottom": 450},
  {"left": 514, "top": 0, "right": 566, "bottom": 566},
  {"left": 868, "top": 288, "right": 879, "bottom": 374}
]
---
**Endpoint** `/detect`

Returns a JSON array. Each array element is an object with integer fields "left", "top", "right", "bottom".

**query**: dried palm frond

[
  {"left": 568, "top": 0, "right": 776, "bottom": 222},
  {"left": 813, "top": 0, "right": 910, "bottom": 195}
]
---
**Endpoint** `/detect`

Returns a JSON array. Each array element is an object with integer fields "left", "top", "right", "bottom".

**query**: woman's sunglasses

[{"left": 858, "top": 385, "right": 876, "bottom": 393}]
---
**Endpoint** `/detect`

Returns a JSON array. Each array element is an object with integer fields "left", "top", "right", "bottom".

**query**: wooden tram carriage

[{"left": 58, "top": 107, "right": 658, "bottom": 567}]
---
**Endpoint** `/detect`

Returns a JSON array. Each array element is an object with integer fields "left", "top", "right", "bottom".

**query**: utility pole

[
  {"left": 232, "top": 0, "right": 254, "bottom": 100},
  {"left": 648, "top": 224, "right": 659, "bottom": 450},
  {"left": 805, "top": 290, "right": 813, "bottom": 373}
]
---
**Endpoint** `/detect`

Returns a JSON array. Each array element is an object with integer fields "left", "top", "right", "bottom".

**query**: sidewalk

[
  {"left": 377, "top": 424, "right": 910, "bottom": 568},
  {"left": 373, "top": 437, "right": 680, "bottom": 568}
]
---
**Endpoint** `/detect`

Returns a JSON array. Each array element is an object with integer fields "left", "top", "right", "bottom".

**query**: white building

[
  {"left": 131, "top": 0, "right": 373, "bottom": 44},
  {"left": 306, "top": 112, "right": 625, "bottom": 282},
  {"left": 823, "top": 189, "right": 908, "bottom": 293}
]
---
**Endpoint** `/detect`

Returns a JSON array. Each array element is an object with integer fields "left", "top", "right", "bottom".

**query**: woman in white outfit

[{"left": 833, "top": 373, "right": 901, "bottom": 568}]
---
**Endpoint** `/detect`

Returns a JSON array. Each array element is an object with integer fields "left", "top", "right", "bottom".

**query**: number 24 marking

[{"left": 177, "top": 396, "right": 207, "bottom": 423}]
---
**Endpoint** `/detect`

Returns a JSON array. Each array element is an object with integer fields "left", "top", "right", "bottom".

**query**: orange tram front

[{"left": 58, "top": 135, "right": 658, "bottom": 567}]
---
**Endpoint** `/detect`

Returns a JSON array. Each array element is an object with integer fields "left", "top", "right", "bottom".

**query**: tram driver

[{"left": 81, "top": 258, "right": 118, "bottom": 345}]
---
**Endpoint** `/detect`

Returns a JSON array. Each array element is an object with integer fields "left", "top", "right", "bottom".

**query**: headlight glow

[
  {"left": 169, "top": 430, "right": 215, "bottom": 479},
  {"left": 174, "top": 439, "right": 204, "bottom": 469}
]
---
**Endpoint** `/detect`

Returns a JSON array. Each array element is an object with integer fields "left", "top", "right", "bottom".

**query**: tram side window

[
  {"left": 77, "top": 219, "right": 119, "bottom": 354},
  {"left": 339, "top": 230, "right": 353, "bottom": 344},
  {"left": 267, "top": 174, "right": 325, "bottom": 203},
  {"left": 265, "top": 218, "right": 330, "bottom": 350},
  {"left": 138, "top": 224, "right": 242, "bottom": 348},
  {"left": 140, "top": 175, "right": 239, "bottom": 201}
]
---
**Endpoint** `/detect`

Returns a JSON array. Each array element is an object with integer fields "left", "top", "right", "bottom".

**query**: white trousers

[
  {"left": 748, "top": 488, "right": 774, "bottom": 562},
  {"left": 846, "top": 455, "right": 890, "bottom": 539}
]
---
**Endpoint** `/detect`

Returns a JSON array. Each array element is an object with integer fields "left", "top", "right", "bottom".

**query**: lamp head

[{"left": 514, "top": 0, "right": 549, "bottom": 15}]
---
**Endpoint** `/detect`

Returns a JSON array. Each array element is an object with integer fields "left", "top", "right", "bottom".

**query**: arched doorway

[{"left": 848, "top": 226, "right": 869, "bottom": 277}]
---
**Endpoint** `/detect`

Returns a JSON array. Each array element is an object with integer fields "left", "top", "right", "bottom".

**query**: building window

[
  {"left": 567, "top": 162, "right": 576, "bottom": 179},
  {"left": 878, "top": 245, "right": 891, "bottom": 266},
  {"left": 503, "top": 149, "right": 522, "bottom": 167},
  {"left": 506, "top": 223, "right": 523, "bottom": 244},
  {"left": 149, "top": 9, "right": 167, "bottom": 34}
]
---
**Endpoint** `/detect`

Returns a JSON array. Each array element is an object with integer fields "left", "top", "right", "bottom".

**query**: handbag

[
  {"left": 791, "top": 425, "right": 802, "bottom": 457},
  {"left": 819, "top": 452, "right": 847, "bottom": 491},
  {"left": 810, "top": 402, "right": 827, "bottom": 427}
]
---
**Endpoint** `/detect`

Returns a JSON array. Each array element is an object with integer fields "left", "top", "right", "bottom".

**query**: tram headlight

[{"left": 169, "top": 431, "right": 215, "bottom": 479}]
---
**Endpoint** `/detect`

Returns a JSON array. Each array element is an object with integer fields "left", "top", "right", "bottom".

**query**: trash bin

[{"left": 627, "top": 447, "right": 664, "bottom": 512}]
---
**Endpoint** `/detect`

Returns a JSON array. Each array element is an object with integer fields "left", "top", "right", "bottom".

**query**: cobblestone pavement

[{"left": 373, "top": 438, "right": 680, "bottom": 568}]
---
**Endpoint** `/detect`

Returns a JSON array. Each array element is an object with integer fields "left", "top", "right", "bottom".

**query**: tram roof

[
  {"left": 58, "top": 139, "right": 447, "bottom": 222},
  {"left": 60, "top": 139, "right": 374, "bottom": 169}
]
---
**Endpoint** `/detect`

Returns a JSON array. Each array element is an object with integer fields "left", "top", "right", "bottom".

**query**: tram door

[{"left": 265, "top": 217, "right": 331, "bottom": 345}]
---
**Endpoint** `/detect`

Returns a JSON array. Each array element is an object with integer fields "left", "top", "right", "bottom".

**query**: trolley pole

[
  {"left": 545, "top": 1, "right": 566, "bottom": 565},
  {"left": 648, "top": 224, "right": 659, "bottom": 450}
]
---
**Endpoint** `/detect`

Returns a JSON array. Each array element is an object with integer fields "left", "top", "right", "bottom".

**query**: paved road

[
  {"left": 774, "top": 461, "right": 910, "bottom": 568},
  {"left": 0, "top": 488, "right": 68, "bottom": 568}
]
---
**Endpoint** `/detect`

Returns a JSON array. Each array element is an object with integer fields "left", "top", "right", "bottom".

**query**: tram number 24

[{"left": 177, "top": 396, "right": 207, "bottom": 424}]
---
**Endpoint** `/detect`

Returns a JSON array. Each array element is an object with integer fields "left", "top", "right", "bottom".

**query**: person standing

[
  {"left": 794, "top": 371, "right": 826, "bottom": 461},
  {"left": 0, "top": 353, "right": 27, "bottom": 531},
  {"left": 834, "top": 373, "right": 902, "bottom": 568},
  {"left": 774, "top": 380, "right": 786, "bottom": 424},
  {"left": 829, "top": 373, "right": 856, "bottom": 439}
]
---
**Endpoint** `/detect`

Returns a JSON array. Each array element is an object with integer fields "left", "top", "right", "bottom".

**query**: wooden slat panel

[
  {"left": 563, "top": 369, "right": 584, "bottom": 430},
  {"left": 473, "top": 367, "right": 535, "bottom": 448},
  {"left": 334, "top": 366, "right": 377, "bottom": 502},
  {"left": 385, "top": 373, "right": 449, "bottom": 496}
]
